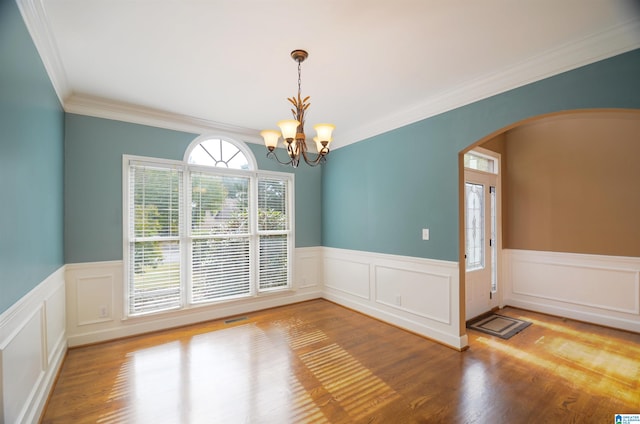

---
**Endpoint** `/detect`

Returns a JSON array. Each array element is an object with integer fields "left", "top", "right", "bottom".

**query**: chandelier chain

[{"left": 297, "top": 60, "right": 302, "bottom": 99}]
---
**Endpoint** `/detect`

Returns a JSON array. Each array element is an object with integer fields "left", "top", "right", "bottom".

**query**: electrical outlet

[
  {"left": 395, "top": 295, "right": 402, "bottom": 306},
  {"left": 422, "top": 228, "right": 430, "bottom": 240},
  {"left": 99, "top": 305, "right": 108, "bottom": 318}
]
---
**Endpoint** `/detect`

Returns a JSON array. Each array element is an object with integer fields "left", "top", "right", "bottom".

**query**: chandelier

[{"left": 260, "top": 50, "right": 335, "bottom": 167}]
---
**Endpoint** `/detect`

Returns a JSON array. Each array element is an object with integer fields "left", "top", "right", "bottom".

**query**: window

[
  {"left": 464, "top": 150, "right": 498, "bottom": 174},
  {"left": 465, "top": 182, "right": 484, "bottom": 271},
  {"left": 124, "top": 137, "right": 292, "bottom": 317},
  {"left": 190, "top": 172, "right": 251, "bottom": 303},
  {"left": 127, "top": 164, "right": 183, "bottom": 315},
  {"left": 187, "top": 138, "right": 251, "bottom": 169}
]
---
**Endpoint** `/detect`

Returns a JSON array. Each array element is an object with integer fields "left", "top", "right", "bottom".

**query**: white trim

[
  {"left": 323, "top": 257, "right": 372, "bottom": 301},
  {"left": 465, "top": 147, "right": 499, "bottom": 174},
  {"left": 183, "top": 134, "right": 258, "bottom": 171},
  {"left": 67, "top": 290, "right": 322, "bottom": 347},
  {"left": 65, "top": 251, "right": 321, "bottom": 347},
  {"left": 463, "top": 158, "right": 502, "bottom": 320},
  {"left": 335, "top": 19, "right": 640, "bottom": 148},
  {"left": 374, "top": 264, "right": 453, "bottom": 324},
  {"left": 293, "top": 246, "right": 324, "bottom": 289},
  {"left": 65, "top": 94, "right": 263, "bottom": 144},
  {"left": 14, "top": 0, "right": 71, "bottom": 105},
  {"left": 503, "top": 249, "right": 640, "bottom": 333},
  {"left": 0, "top": 267, "right": 66, "bottom": 424},
  {"left": 65, "top": 259, "right": 123, "bottom": 271},
  {"left": 65, "top": 250, "right": 466, "bottom": 349},
  {"left": 121, "top": 154, "right": 295, "bottom": 318},
  {"left": 0, "top": 267, "right": 65, "bottom": 345},
  {"left": 322, "top": 247, "right": 466, "bottom": 350},
  {"left": 16, "top": 0, "right": 640, "bottom": 148}
]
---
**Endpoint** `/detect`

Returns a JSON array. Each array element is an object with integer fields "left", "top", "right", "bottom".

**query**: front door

[{"left": 465, "top": 168, "right": 499, "bottom": 320}]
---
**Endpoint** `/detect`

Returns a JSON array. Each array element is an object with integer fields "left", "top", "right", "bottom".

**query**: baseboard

[
  {"left": 67, "top": 290, "right": 322, "bottom": 347},
  {"left": 505, "top": 298, "right": 640, "bottom": 333},
  {"left": 323, "top": 291, "right": 468, "bottom": 350},
  {"left": 65, "top": 250, "right": 325, "bottom": 347}
]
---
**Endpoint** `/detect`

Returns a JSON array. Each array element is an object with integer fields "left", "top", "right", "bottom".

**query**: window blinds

[
  {"left": 258, "top": 177, "right": 289, "bottom": 291},
  {"left": 128, "top": 165, "right": 183, "bottom": 315},
  {"left": 125, "top": 158, "right": 292, "bottom": 317},
  {"left": 190, "top": 173, "right": 251, "bottom": 302}
]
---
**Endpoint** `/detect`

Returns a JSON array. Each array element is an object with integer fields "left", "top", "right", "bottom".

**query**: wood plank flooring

[{"left": 41, "top": 300, "right": 640, "bottom": 423}]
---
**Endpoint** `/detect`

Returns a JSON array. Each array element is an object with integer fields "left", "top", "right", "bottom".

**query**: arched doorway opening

[{"left": 458, "top": 109, "right": 640, "bottom": 335}]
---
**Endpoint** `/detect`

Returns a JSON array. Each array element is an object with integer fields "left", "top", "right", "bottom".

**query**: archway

[{"left": 458, "top": 108, "right": 640, "bottom": 336}]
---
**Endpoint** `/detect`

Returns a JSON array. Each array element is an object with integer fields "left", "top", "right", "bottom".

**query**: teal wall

[
  {"left": 0, "top": 0, "right": 65, "bottom": 314},
  {"left": 3, "top": 0, "right": 637, "bottom": 315},
  {"left": 247, "top": 143, "right": 323, "bottom": 248},
  {"left": 64, "top": 114, "right": 322, "bottom": 263},
  {"left": 323, "top": 49, "right": 640, "bottom": 261}
]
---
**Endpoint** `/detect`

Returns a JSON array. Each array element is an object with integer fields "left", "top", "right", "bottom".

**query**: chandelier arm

[
  {"left": 300, "top": 147, "right": 327, "bottom": 166},
  {"left": 266, "top": 149, "right": 296, "bottom": 166}
]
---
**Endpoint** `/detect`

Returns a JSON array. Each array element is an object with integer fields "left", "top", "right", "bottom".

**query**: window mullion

[
  {"left": 249, "top": 174, "right": 259, "bottom": 296},
  {"left": 287, "top": 175, "right": 294, "bottom": 288},
  {"left": 183, "top": 170, "right": 191, "bottom": 307}
]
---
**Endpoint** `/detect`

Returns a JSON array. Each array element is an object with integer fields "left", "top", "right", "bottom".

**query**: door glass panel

[{"left": 465, "top": 182, "right": 484, "bottom": 271}]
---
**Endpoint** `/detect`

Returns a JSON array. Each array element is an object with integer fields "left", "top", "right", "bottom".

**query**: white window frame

[
  {"left": 184, "top": 134, "right": 258, "bottom": 170},
  {"left": 464, "top": 147, "right": 499, "bottom": 174},
  {"left": 122, "top": 141, "right": 294, "bottom": 319}
]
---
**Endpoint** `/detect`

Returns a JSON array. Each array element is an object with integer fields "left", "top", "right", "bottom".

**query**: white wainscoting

[
  {"left": 0, "top": 267, "right": 66, "bottom": 424},
  {"left": 65, "top": 247, "right": 324, "bottom": 347},
  {"left": 503, "top": 249, "right": 640, "bottom": 332},
  {"left": 322, "top": 247, "right": 466, "bottom": 350}
]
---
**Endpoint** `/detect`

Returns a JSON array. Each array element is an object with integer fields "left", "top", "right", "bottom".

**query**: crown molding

[
  {"left": 15, "top": 0, "right": 71, "bottom": 105},
  {"left": 334, "top": 18, "right": 640, "bottom": 149},
  {"left": 16, "top": 0, "right": 262, "bottom": 143},
  {"left": 65, "top": 94, "right": 264, "bottom": 144},
  {"left": 16, "top": 0, "right": 640, "bottom": 149}
]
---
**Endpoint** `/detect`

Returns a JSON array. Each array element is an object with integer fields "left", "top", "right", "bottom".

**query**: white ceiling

[{"left": 20, "top": 0, "right": 640, "bottom": 148}]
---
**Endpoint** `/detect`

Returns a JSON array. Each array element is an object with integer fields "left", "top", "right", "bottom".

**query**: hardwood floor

[{"left": 41, "top": 300, "right": 640, "bottom": 423}]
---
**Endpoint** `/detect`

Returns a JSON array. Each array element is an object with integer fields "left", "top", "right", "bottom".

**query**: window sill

[{"left": 122, "top": 287, "right": 295, "bottom": 323}]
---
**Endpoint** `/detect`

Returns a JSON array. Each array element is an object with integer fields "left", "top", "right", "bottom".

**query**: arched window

[
  {"left": 123, "top": 135, "right": 292, "bottom": 317},
  {"left": 184, "top": 136, "right": 256, "bottom": 170}
]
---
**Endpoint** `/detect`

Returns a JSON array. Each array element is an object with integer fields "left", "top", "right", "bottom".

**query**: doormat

[{"left": 467, "top": 314, "right": 532, "bottom": 339}]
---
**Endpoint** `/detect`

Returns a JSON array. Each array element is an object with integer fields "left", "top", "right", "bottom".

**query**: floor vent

[{"left": 224, "top": 316, "right": 248, "bottom": 324}]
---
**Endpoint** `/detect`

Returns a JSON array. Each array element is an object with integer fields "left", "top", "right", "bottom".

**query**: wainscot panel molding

[
  {"left": 65, "top": 249, "right": 323, "bottom": 347},
  {"left": 0, "top": 267, "right": 66, "bottom": 424},
  {"left": 322, "top": 247, "right": 466, "bottom": 350},
  {"left": 503, "top": 249, "right": 640, "bottom": 332},
  {"left": 294, "top": 247, "right": 324, "bottom": 289}
]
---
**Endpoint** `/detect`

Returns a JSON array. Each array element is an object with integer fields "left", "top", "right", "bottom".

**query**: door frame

[
  {"left": 464, "top": 165, "right": 500, "bottom": 320},
  {"left": 458, "top": 147, "right": 503, "bottom": 329}
]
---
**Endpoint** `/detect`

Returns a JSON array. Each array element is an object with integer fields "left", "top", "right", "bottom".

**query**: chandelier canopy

[{"left": 260, "top": 50, "right": 335, "bottom": 167}]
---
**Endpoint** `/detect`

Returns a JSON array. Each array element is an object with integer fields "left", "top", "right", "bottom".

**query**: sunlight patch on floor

[
  {"left": 300, "top": 343, "right": 400, "bottom": 421},
  {"left": 549, "top": 338, "right": 640, "bottom": 387},
  {"left": 524, "top": 317, "right": 640, "bottom": 356},
  {"left": 475, "top": 336, "right": 639, "bottom": 405}
]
